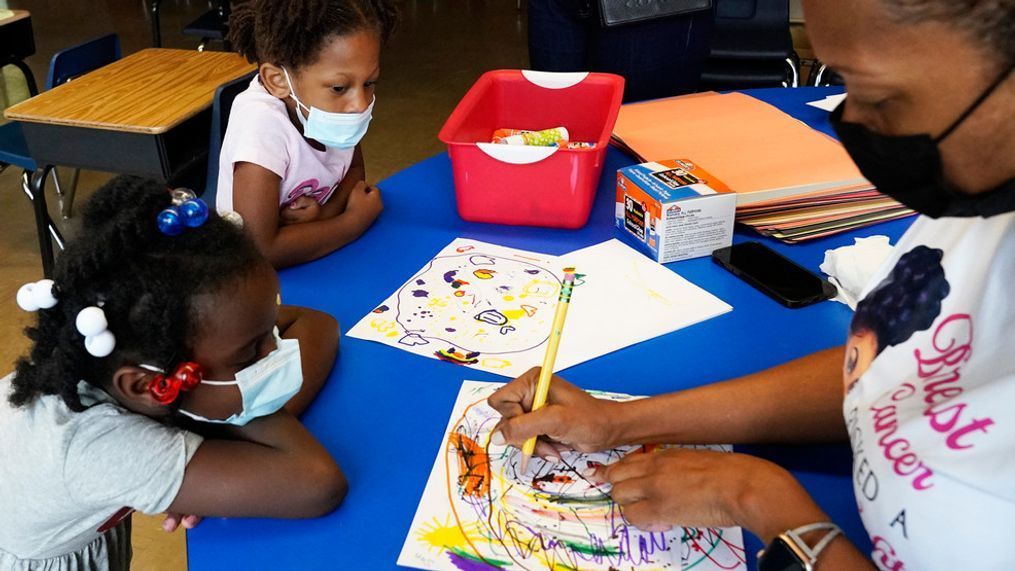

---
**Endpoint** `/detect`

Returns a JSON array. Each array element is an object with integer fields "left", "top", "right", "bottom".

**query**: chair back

[
  {"left": 709, "top": 0, "right": 791, "bottom": 60},
  {"left": 46, "top": 33, "right": 121, "bottom": 90},
  {"left": 202, "top": 71, "right": 256, "bottom": 204}
]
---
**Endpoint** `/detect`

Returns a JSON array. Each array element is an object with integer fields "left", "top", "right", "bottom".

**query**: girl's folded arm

[
  {"left": 276, "top": 304, "right": 340, "bottom": 416},
  {"left": 167, "top": 411, "right": 347, "bottom": 518},
  {"left": 234, "top": 161, "right": 381, "bottom": 268}
]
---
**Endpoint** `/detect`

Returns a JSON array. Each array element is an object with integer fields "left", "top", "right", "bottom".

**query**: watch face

[{"left": 759, "top": 537, "right": 808, "bottom": 571}]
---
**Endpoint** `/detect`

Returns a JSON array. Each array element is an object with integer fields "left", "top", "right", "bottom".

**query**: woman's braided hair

[
  {"left": 10, "top": 176, "right": 265, "bottom": 412},
  {"left": 229, "top": 0, "right": 400, "bottom": 70}
]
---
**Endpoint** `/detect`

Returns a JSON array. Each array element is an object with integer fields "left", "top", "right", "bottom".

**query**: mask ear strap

[
  {"left": 936, "top": 63, "right": 1013, "bottom": 143},
  {"left": 280, "top": 66, "right": 311, "bottom": 117}
]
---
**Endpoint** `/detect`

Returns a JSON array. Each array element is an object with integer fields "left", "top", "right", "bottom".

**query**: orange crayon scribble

[{"left": 451, "top": 432, "right": 490, "bottom": 498}]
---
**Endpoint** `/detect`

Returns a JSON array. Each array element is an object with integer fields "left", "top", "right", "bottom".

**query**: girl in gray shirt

[{"left": 1, "top": 176, "right": 346, "bottom": 570}]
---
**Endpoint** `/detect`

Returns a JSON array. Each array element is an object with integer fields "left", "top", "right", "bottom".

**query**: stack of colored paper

[{"left": 612, "top": 91, "right": 914, "bottom": 243}]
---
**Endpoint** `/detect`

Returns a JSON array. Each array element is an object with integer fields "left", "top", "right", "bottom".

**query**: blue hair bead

[
  {"left": 157, "top": 207, "right": 184, "bottom": 236},
  {"left": 180, "top": 198, "right": 209, "bottom": 228}
]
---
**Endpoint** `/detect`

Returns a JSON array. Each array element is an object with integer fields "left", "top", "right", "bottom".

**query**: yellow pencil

[{"left": 520, "top": 267, "right": 578, "bottom": 473}]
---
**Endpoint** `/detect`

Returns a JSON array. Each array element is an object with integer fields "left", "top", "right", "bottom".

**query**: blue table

[{"left": 188, "top": 87, "right": 914, "bottom": 570}]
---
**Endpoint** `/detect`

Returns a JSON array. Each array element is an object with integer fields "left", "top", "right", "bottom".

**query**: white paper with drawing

[
  {"left": 347, "top": 238, "right": 732, "bottom": 377},
  {"left": 397, "top": 380, "right": 746, "bottom": 571}
]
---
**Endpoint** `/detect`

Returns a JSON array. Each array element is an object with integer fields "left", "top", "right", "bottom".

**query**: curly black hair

[
  {"left": 851, "top": 245, "right": 951, "bottom": 355},
  {"left": 9, "top": 176, "right": 265, "bottom": 412},
  {"left": 882, "top": 0, "right": 1014, "bottom": 68},
  {"left": 229, "top": 0, "right": 400, "bottom": 70}
]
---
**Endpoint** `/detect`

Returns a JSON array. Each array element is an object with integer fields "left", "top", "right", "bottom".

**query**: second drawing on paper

[{"left": 373, "top": 250, "right": 562, "bottom": 367}]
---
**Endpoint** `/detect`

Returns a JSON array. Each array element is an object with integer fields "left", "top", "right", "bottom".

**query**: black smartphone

[{"left": 712, "top": 241, "right": 836, "bottom": 308}]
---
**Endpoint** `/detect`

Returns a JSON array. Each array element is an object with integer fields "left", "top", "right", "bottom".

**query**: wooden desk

[
  {"left": 4, "top": 48, "right": 255, "bottom": 276},
  {"left": 5, "top": 47, "right": 253, "bottom": 181}
]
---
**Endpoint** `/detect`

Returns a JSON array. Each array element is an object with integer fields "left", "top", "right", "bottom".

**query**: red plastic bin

[{"left": 438, "top": 70, "right": 625, "bottom": 229}]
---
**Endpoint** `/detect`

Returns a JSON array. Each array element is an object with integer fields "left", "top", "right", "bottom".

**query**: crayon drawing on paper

[
  {"left": 348, "top": 239, "right": 564, "bottom": 377},
  {"left": 398, "top": 381, "right": 747, "bottom": 571}
]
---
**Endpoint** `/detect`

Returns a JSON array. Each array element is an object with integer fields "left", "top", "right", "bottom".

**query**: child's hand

[
  {"left": 344, "top": 181, "right": 384, "bottom": 230},
  {"left": 280, "top": 196, "right": 323, "bottom": 225},
  {"left": 162, "top": 512, "right": 202, "bottom": 532}
]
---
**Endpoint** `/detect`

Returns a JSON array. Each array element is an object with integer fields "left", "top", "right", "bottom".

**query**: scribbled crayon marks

[
  {"left": 435, "top": 347, "right": 480, "bottom": 365},
  {"left": 373, "top": 305, "right": 389, "bottom": 314},
  {"left": 451, "top": 432, "right": 490, "bottom": 498},
  {"left": 469, "top": 256, "right": 496, "bottom": 266},
  {"left": 413, "top": 290, "right": 430, "bottom": 298},
  {"left": 400, "top": 333, "right": 430, "bottom": 346},
  {"left": 474, "top": 309, "right": 508, "bottom": 326}
]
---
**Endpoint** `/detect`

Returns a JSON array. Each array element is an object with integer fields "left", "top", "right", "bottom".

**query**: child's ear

[
  {"left": 259, "top": 63, "right": 291, "bottom": 99},
  {"left": 109, "top": 365, "right": 170, "bottom": 414}
]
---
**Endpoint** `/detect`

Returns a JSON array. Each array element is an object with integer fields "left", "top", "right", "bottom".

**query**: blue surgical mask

[
  {"left": 282, "top": 67, "right": 374, "bottom": 149},
  {"left": 178, "top": 331, "right": 303, "bottom": 426}
]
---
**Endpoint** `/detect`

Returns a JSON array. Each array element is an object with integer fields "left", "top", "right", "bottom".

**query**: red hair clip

[{"left": 147, "top": 362, "right": 205, "bottom": 405}]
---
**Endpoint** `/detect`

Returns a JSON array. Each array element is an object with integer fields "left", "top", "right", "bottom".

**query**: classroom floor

[{"left": 0, "top": 2, "right": 812, "bottom": 569}]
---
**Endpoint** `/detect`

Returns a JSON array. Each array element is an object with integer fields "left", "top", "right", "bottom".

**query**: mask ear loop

[
  {"left": 280, "top": 66, "right": 311, "bottom": 123},
  {"left": 935, "top": 62, "right": 1014, "bottom": 143}
]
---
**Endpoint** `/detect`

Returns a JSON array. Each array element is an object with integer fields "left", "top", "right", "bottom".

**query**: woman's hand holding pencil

[{"left": 488, "top": 368, "right": 626, "bottom": 462}]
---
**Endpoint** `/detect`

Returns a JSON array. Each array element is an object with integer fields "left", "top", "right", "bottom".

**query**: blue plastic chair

[
  {"left": 0, "top": 33, "right": 121, "bottom": 276},
  {"left": 202, "top": 71, "right": 256, "bottom": 207},
  {"left": 46, "top": 33, "right": 121, "bottom": 90},
  {"left": 45, "top": 33, "right": 121, "bottom": 219}
]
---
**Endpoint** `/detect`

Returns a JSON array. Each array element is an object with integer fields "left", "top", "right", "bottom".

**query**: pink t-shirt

[{"left": 216, "top": 77, "right": 355, "bottom": 212}]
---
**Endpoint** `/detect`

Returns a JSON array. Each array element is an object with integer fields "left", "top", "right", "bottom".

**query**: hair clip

[
  {"left": 76, "top": 306, "right": 116, "bottom": 358},
  {"left": 157, "top": 188, "right": 209, "bottom": 236},
  {"left": 16, "top": 279, "right": 58, "bottom": 311},
  {"left": 142, "top": 362, "right": 205, "bottom": 405}
]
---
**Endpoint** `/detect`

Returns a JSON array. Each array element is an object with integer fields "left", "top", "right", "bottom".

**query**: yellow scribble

[
  {"left": 480, "top": 358, "right": 512, "bottom": 370},
  {"left": 369, "top": 318, "right": 398, "bottom": 333},
  {"left": 415, "top": 515, "right": 481, "bottom": 554},
  {"left": 521, "top": 279, "right": 560, "bottom": 300},
  {"left": 502, "top": 309, "right": 525, "bottom": 320}
]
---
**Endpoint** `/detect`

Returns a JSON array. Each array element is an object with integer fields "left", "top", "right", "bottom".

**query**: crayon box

[{"left": 616, "top": 159, "right": 736, "bottom": 263}]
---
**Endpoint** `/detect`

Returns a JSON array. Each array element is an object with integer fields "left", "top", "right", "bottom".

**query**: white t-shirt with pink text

[
  {"left": 843, "top": 211, "right": 1015, "bottom": 570},
  {"left": 216, "top": 76, "right": 355, "bottom": 212}
]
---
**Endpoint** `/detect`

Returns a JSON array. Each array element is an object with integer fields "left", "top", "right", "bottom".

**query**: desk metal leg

[
  {"left": 150, "top": 0, "right": 162, "bottom": 47},
  {"left": 22, "top": 168, "right": 57, "bottom": 277}
]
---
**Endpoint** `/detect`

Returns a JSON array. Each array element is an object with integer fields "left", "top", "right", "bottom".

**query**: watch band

[
  {"left": 758, "top": 521, "right": 843, "bottom": 571},
  {"left": 785, "top": 522, "right": 842, "bottom": 560}
]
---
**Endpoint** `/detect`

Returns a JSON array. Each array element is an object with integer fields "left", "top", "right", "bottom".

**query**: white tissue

[{"left": 820, "top": 236, "right": 894, "bottom": 309}]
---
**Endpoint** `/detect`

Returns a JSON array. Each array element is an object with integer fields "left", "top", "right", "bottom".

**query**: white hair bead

[
  {"left": 32, "top": 279, "right": 58, "bottom": 309},
  {"left": 16, "top": 279, "right": 58, "bottom": 312},
  {"left": 76, "top": 306, "right": 109, "bottom": 337},
  {"left": 220, "top": 210, "right": 244, "bottom": 228},
  {"left": 84, "top": 330, "right": 116, "bottom": 358},
  {"left": 16, "top": 283, "right": 36, "bottom": 311}
]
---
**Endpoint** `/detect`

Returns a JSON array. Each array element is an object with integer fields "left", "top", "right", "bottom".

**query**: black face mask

[{"left": 830, "top": 65, "right": 1014, "bottom": 219}]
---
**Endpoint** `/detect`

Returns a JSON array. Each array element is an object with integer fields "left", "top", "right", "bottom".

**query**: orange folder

[{"left": 613, "top": 92, "right": 869, "bottom": 205}]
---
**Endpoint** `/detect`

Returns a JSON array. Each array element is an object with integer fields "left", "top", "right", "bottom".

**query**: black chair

[
  {"left": 150, "top": 1, "right": 231, "bottom": 51},
  {"left": 699, "top": 0, "right": 800, "bottom": 90},
  {"left": 809, "top": 62, "right": 845, "bottom": 87},
  {"left": 201, "top": 71, "right": 255, "bottom": 206},
  {"left": 183, "top": 1, "right": 231, "bottom": 52}
]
